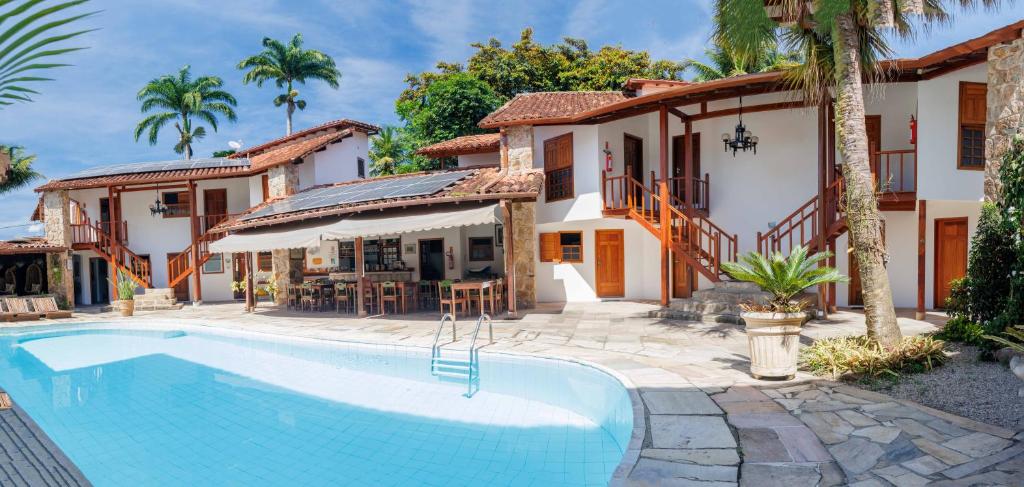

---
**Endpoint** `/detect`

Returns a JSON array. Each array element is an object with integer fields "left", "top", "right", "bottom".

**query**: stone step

[
  {"left": 649, "top": 308, "right": 742, "bottom": 325},
  {"left": 142, "top": 288, "right": 176, "bottom": 297}
]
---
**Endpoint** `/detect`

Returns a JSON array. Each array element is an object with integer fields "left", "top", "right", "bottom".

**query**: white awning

[
  {"left": 321, "top": 204, "right": 500, "bottom": 240},
  {"left": 209, "top": 218, "right": 341, "bottom": 253}
]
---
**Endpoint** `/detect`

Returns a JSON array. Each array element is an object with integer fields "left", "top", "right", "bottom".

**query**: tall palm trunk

[
  {"left": 286, "top": 100, "right": 294, "bottom": 135},
  {"left": 833, "top": 13, "right": 902, "bottom": 347}
]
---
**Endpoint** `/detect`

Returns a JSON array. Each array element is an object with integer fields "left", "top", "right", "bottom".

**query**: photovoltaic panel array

[
  {"left": 241, "top": 170, "right": 474, "bottom": 221},
  {"left": 61, "top": 157, "right": 251, "bottom": 180}
]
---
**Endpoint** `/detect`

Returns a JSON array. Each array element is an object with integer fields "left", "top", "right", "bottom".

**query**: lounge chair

[
  {"left": 1, "top": 298, "right": 41, "bottom": 321},
  {"left": 30, "top": 297, "right": 72, "bottom": 319}
]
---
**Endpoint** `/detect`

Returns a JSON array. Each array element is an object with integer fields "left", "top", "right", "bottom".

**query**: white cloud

[
  {"left": 306, "top": 56, "right": 406, "bottom": 126},
  {"left": 406, "top": 0, "right": 475, "bottom": 62},
  {"left": 564, "top": 0, "right": 610, "bottom": 39}
]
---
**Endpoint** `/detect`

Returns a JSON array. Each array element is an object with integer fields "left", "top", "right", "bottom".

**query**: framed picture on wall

[
  {"left": 404, "top": 243, "right": 416, "bottom": 254},
  {"left": 202, "top": 253, "right": 224, "bottom": 274},
  {"left": 494, "top": 224, "right": 504, "bottom": 247}
]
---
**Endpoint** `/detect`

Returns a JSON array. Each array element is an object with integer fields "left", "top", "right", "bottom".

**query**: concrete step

[
  {"left": 142, "top": 288, "right": 176, "bottom": 298},
  {"left": 651, "top": 280, "right": 817, "bottom": 324}
]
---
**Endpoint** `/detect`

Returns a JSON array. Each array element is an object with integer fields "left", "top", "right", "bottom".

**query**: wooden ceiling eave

[{"left": 581, "top": 82, "right": 786, "bottom": 125}]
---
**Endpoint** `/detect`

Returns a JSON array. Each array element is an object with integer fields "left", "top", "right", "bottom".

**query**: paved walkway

[
  {"left": 0, "top": 393, "right": 91, "bottom": 487},
  {"left": 8, "top": 301, "right": 1023, "bottom": 486}
]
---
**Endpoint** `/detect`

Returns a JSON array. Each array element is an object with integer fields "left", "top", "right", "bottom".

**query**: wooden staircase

[
  {"left": 70, "top": 218, "right": 152, "bottom": 289},
  {"left": 602, "top": 172, "right": 737, "bottom": 281},
  {"left": 167, "top": 214, "right": 234, "bottom": 289},
  {"left": 757, "top": 177, "right": 848, "bottom": 257}
]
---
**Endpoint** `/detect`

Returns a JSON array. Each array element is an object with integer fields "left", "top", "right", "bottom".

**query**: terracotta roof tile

[
  {"left": 231, "top": 118, "right": 379, "bottom": 158},
  {"left": 249, "top": 130, "right": 351, "bottom": 171},
  {"left": 478, "top": 91, "right": 629, "bottom": 128},
  {"left": 35, "top": 165, "right": 253, "bottom": 192},
  {"left": 0, "top": 237, "right": 65, "bottom": 255},
  {"left": 416, "top": 133, "right": 501, "bottom": 158},
  {"left": 219, "top": 167, "right": 543, "bottom": 231}
]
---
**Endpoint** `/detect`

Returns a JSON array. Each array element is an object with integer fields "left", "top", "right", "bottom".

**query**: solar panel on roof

[
  {"left": 61, "top": 157, "right": 251, "bottom": 180},
  {"left": 241, "top": 170, "right": 473, "bottom": 221}
]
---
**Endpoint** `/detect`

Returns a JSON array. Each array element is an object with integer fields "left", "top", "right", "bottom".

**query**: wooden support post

[
  {"left": 502, "top": 200, "right": 517, "bottom": 317},
  {"left": 916, "top": 200, "right": 927, "bottom": 320},
  {"left": 188, "top": 180, "right": 202, "bottom": 303},
  {"left": 355, "top": 237, "right": 366, "bottom": 317},
  {"left": 828, "top": 239, "right": 837, "bottom": 312},
  {"left": 659, "top": 105, "right": 670, "bottom": 306},
  {"left": 108, "top": 185, "right": 119, "bottom": 300},
  {"left": 816, "top": 102, "right": 829, "bottom": 318},
  {"left": 683, "top": 117, "right": 695, "bottom": 295},
  {"left": 245, "top": 252, "right": 255, "bottom": 312}
]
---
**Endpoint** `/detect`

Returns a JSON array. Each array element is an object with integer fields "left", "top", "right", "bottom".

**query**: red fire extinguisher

[
  {"left": 909, "top": 115, "right": 917, "bottom": 145},
  {"left": 603, "top": 141, "right": 613, "bottom": 172}
]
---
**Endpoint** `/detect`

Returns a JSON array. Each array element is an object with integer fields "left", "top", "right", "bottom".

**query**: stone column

[
  {"left": 42, "top": 190, "right": 74, "bottom": 308},
  {"left": 503, "top": 125, "right": 537, "bottom": 308},
  {"left": 985, "top": 38, "right": 1024, "bottom": 202},
  {"left": 267, "top": 164, "right": 300, "bottom": 305}
]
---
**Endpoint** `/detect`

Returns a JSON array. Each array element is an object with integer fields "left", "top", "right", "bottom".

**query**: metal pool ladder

[{"left": 430, "top": 313, "right": 493, "bottom": 397}]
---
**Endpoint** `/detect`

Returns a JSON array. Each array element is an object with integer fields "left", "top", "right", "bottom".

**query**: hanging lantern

[
  {"left": 149, "top": 184, "right": 167, "bottom": 217},
  {"left": 721, "top": 95, "right": 759, "bottom": 156}
]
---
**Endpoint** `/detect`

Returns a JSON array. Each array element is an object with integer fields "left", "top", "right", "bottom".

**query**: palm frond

[
  {"left": 0, "top": 144, "right": 42, "bottom": 194},
  {"left": 721, "top": 245, "right": 847, "bottom": 310}
]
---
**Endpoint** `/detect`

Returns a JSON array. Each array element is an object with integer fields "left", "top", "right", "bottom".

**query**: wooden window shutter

[
  {"left": 959, "top": 82, "right": 987, "bottom": 126},
  {"left": 539, "top": 233, "right": 560, "bottom": 262},
  {"left": 261, "top": 174, "right": 270, "bottom": 201},
  {"left": 544, "top": 133, "right": 573, "bottom": 171}
]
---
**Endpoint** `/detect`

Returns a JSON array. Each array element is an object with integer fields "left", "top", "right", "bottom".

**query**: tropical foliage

[
  {"left": 238, "top": 33, "right": 341, "bottom": 135},
  {"left": 0, "top": 144, "right": 41, "bottom": 194},
  {"left": 134, "top": 65, "right": 237, "bottom": 160},
  {"left": 683, "top": 44, "right": 799, "bottom": 81},
  {"left": 800, "top": 335, "right": 946, "bottom": 380},
  {"left": 0, "top": 0, "right": 96, "bottom": 108},
  {"left": 108, "top": 270, "right": 137, "bottom": 301},
  {"left": 710, "top": 0, "right": 996, "bottom": 347},
  {"left": 368, "top": 126, "right": 412, "bottom": 176},
  {"left": 721, "top": 246, "right": 847, "bottom": 312},
  {"left": 397, "top": 72, "right": 499, "bottom": 147}
]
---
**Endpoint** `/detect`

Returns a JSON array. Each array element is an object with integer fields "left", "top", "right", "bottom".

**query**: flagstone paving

[{"left": 8, "top": 301, "right": 1022, "bottom": 485}]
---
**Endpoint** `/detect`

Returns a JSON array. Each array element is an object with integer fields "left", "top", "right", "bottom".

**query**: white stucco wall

[
  {"left": 532, "top": 125, "right": 602, "bottom": 224},
  {"left": 457, "top": 152, "right": 500, "bottom": 168},
  {"left": 916, "top": 63, "right": 987, "bottom": 202}
]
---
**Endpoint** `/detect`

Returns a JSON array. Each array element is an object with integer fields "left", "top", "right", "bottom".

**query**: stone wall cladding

[
  {"left": 985, "top": 38, "right": 1024, "bottom": 202},
  {"left": 271, "top": 249, "right": 292, "bottom": 306},
  {"left": 511, "top": 201, "right": 536, "bottom": 308},
  {"left": 267, "top": 164, "right": 299, "bottom": 198},
  {"left": 41, "top": 190, "right": 73, "bottom": 306},
  {"left": 505, "top": 125, "right": 534, "bottom": 172},
  {"left": 268, "top": 164, "right": 300, "bottom": 301}
]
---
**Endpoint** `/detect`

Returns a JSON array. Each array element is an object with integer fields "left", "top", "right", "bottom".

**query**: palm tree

[
  {"left": 683, "top": 44, "right": 799, "bottom": 81},
  {"left": 237, "top": 33, "right": 341, "bottom": 135},
  {"left": 0, "top": 145, "right": 42, "bottom": 194},
  {"left": 0, "top": 0, "right": 96, "bottom": 108},
  {"left": 711, "top": 0, "right": 989, "bottom": 348},
  {"left": 134, "top": 65, "right": 237, "bottom": 160},
  {"left": 368, "top": 126, "right": 406, "bottom": 177}
]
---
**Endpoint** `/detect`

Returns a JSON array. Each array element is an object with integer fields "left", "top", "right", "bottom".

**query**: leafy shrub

[
  {"left": 984, "top": 325, "right": 1024, "bottom": 354},
  {"left": 950, "top": 204, "right": 1017, "bottom": 330},
  {"left": 936, "top": 316, "right": 986, "bottom": 345},
  {"left": 800, "top": 335, "right": 946, "bottom": 380}
]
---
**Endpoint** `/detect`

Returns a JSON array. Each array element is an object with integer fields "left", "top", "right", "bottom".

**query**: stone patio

[{"left": 5, "top": 300, "right": 1020, "bottom": 486}]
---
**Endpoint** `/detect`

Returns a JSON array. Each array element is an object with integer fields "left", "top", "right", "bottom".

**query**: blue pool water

[{"left": 0, "top": 325, "right": 633, "bottom": 486}]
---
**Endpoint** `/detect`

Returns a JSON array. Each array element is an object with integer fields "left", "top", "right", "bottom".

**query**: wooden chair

[
  {"left": 300, "top": 284, "right": 322, "bottom": 312},
  {"left": 2, "top": 298, "right": 41, "bottom": 321},
  {"left": 438, "top": 280, "right": 468, "bottom": 319},
  {"left": 30, "top": 297, "right": 72, "bottom": 319},
  {"left": 418, "top": 280, "right": 437, "bottom": 310},
  {"left": 493, "top": 278, "right": 505, "bottom": 313},
  {"left": 286, "top": 285, "right": 300, "bottom": 310},
  {"left": 379, "top": 281, "right": 400, "bottom": 314},
  {"left": 361, "top": 278, "right": 378, "bottom": 315},
  {"left": 397, "top": 281, "right": 416, "bottom": 314},
  {"left": 334, "top": 283, "right": 353, "bottom": 313}
]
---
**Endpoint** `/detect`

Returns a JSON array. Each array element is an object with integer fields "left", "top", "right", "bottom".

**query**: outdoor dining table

[{"left": 451, "top": 280, "right": 496, "bottom": 315}]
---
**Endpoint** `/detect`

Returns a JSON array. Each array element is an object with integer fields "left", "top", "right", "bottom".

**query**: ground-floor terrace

[{"left": 5, "top": 302, "right": 1021, "bottom": 486}]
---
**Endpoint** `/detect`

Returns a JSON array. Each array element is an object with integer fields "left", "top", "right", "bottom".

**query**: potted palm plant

[
  {"left": 721, "top": 246, "right": 847, "bottom": 379},
  {"left": 109, "top": 271, "right": 138, "bottom": 317}
]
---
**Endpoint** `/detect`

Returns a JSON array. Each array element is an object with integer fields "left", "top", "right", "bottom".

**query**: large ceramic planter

[
  {"left": 119, "top": 300, "right": 134, "bottom": 317},
  {"left": 742, "top": 311, "right": 806, "bottom": 380}
]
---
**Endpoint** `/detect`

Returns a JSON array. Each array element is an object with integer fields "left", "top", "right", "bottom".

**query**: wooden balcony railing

[
  {"left": 874, "top": 149, "right": 916, "bottom": 194},
  {"left": 71, "top": 220, "right": 128, "bottom": 246},
  {"left": 652, "top": 172, "right": 711, "bottom": 214},
  {"left": 757, "top": 178, "right": 846, "bottom": 257}
]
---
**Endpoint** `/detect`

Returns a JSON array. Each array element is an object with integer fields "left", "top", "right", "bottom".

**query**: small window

[
  {"left": 257, "top": 252, "right": 273, "bottom": 272},
  {"left": 539, "top": 231, "right": 584, "bottom": 263},
  {"left": 339, "top": 241, "right": 356, "bottom": 272},
  {"left": 958, "top": 82, "right": 987, "bottom": 170},
  {"left": 357, "top": 157, "right": 366, "bottom": 178},
  {"left": 468, "top": 237, "right": 494, "bottom": 261},
  {"left": 544, "top": 133, "right": 574, "bottom": 201},
  {"left": 161, "top": 192, "right": 190, "bottom": 218},
  {"left": 202, "top": 253, "right": 224, "bottom": 274}
]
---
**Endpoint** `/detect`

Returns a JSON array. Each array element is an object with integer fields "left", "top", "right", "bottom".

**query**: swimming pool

[{"left": 0, "top": 324, "right": 634, "bottom": 486}]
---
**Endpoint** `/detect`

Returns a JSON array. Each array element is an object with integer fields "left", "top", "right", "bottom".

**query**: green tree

[
  {"left": 0, "top": 0, "right": 96, "bottom": 108},
  {"left": 683, "top": 44, "right": 800, "bottom": 81},
  {"left": 397, "top": 72, "right": 499, "bottom": 147},
  {"left": 0, "top": 144, "right": 41, "bottom": 194},
  {"left": 368, "top": 126, "right": 408, "bottom": 176},
  {"left": 134, "top": 65, "right": 237, "bottom": 160},
  {"left": 237, "top": 33, "right": 341, "bottom": 135}
]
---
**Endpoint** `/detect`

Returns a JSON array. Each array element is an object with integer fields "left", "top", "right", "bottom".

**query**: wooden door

[
  {"left": 167, "top": 252, "right": 190, "bottom": 302},
  {"left": 671, "top": 134, "right": 701, "bottom": 204},
  {"left": 203, "top": 188, "right": 228, "bottom": 229},
  {"left": 419, "top": 239, "right": 445, "bottom": 281},
  {"left": 672, "top": 251, "right": 696, "bottom": 299},
  {"left": 865, "top": 115, "right": 881, "bottom": 180},
  {"left": 624, "top": 134, "right": 643, "bottom": 179},
  {"left": 89, "top": 257, "right": 109, "bottom": 304},
  {"left": 934, "top": 218, "right": 968, "bottom": 308},
  {"left": 595, "top": 230, "right": 625, "bottom": 297}
]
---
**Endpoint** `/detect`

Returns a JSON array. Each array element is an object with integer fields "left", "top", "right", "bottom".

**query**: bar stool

[
  {"left": 417, "top": 280, "right": 436, "bottom": 310},
  {"left": 287, "top": 285, "right": 300, "bottom": 310},
  {"left": 493, "top": 278, "right": 505, "bottom": 312},
  {"left": 361, "top": 278, "right": 378, "bottom": 315},
  {"left": 379, "top": 281, "right": 400, "bottom": 314},
  {"left": 334, "top": 282, "right": 353, "bottom": 313}
]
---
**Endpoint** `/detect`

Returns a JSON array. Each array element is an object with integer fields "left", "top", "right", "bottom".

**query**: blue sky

[{"left": 0, "top": 0, "right": 1019, "bottom": 240}]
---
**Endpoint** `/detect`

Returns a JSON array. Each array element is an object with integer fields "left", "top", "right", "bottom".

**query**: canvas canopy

[{"left": 209, "top": 204, "right": 501, "bottom": 253}]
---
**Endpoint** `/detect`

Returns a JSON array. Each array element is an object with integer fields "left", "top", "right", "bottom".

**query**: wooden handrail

[
  {"left": 167, "top": 213, "right": 238, "bottom": 288},
  {"left": 874, "top": 149, "right": 916, "bottom": 193},
  {"left": 757, "top": 177, "right": 845, "bottom": 257},
  {"left": 656, "top": 173, "right": 711, "bottom": 213}
]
